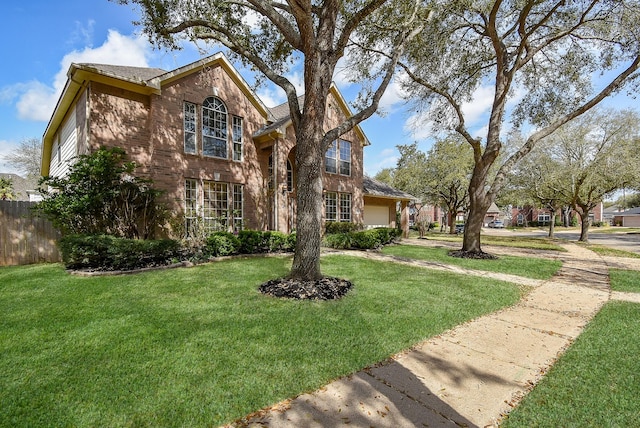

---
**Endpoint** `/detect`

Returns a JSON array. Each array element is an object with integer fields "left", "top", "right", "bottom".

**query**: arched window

[{"left": 202, "top": 97, "right": 227, "bottom": 158}]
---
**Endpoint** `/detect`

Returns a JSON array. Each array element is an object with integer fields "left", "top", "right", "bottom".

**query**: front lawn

[
  {"left": 0, "top": 255, "right": 521, "bottom": 428},
  {"left": 501, "top": 301, "right": 640, "bottom": 427},
  {"left": 382, "top": 245, "right": 562, "bottom": 280}
]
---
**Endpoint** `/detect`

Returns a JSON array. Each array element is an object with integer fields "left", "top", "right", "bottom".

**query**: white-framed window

[
  {"left": 233, "top": 184, "right": 243, "bottom": 232},
  {"left": 339, "top": 140, "right": 351, "bottom": 176},
  {"left": 202, "top": 97, "right": 228, "bottom": 158},
  {"left": 203, "top": 181, "right": 228, "bottom": 231},
  {"left": 184, "top": 179, "right": 244, "bottom": 235},
  {"left": 184, "top": 102, "right": 197, "bottom": 154},
  {"left": 538, "top": 213, "right": 550, "bottom": 225},
  {"left": 232, "top": 116, "right": 243, "bottom": 161},
  {"left": 325, "top": 192, "right": 338, "bottom": 222},
  {"left": 325, "top": 139, "right": 351, "bottom": 176},
  {"left": 517, "top": 214, "right": 524, "bottom": 226},
  {"left": 325, "top": 192, "right": 352, "bottom": 222},
  {"left": 325, "top": 142, "right": 338, "bottom": 174},
  {"left": 339, "top": 193, "right": 352, "bottom": 222},
  {"left": 286, "top": 159, "right": 294, "bottom": 192},
  {"left": 185, "top": 179, "right": 198, "bottom": 235}
]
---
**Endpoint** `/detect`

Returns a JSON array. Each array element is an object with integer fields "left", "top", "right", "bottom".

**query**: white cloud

[
  {"left": 10, "top": 30, "right": 152, "bottom": 122},
  {"left": 460, "top": 85, "right": 494, "bottom": 126},
  {"left": 364, "top": 148, "right": 398, "bottom": 176},
  {"left": 257, "top": 86, "right": 286, "bottom": 108}
]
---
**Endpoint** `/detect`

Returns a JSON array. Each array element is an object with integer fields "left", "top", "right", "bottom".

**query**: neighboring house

[
  {"left": 510, "top": 203, "right": 604, "bottom": 226},
  {"left": 612, "top": 207, "right": 640, "bottom": 227},
  {"left": 0, "top": 173, "right": 41, "bottom": 202},
  {"left": 484, "top": 202, "right": 501, "bottom": 226},
  {"left": 41, "top": 52, "right": 410, "bottom": 236}
]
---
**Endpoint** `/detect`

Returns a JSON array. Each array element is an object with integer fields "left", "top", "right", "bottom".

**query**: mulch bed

[
  {"left": 259, "top": 276, "right": 353, "bottom": 300},
  {"left": 448, "top": 250, "right": 499, "bottom": 260}
]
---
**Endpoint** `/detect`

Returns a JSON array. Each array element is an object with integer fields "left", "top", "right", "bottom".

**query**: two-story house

[{"left": 41, "top": 53, "right": 411, "bottom": 236}]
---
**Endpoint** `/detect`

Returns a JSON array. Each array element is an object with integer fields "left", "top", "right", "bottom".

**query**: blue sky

[{"left": 0, "top": 1, "right": 637, "bottom": 178}]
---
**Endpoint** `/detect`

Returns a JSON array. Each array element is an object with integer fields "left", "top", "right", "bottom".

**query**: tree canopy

[
  {"left": 2, "top": 137, "right": 42, "bottom": 180},
  {"left": 115, "top": 0, "right": 425, "bottom": 281},
  {"left": 355, "top": 0, "right": 640, "bottom": 255}
]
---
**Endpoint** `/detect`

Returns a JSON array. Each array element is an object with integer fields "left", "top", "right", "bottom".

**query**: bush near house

[
  {"left": 324, "top": 227, "right": 401, "bottom": 250},
  {"left": 58, "top": 235, "right": 182, "bottom": 271},
  {"left": 325, "top": 221, "right": 363, "bottom": 234},
  {"left": 59, "top": 230, "right": 298, "bottom": 271}
]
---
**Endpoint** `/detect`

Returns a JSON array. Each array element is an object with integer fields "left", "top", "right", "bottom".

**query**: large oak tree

[
  {"left": 115, "top": 0, "right": 424, "bottom": 280},
  {"left": 370, "top": 0, "right": 640, "bottom": 255}
]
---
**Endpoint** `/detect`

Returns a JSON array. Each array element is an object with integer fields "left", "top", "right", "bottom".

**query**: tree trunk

[
  {"left": 448, "top": 209, "right": 455, "bottom": 234},
  {"left": 461, "top": 166, "right": 492, "bottom": 254},
  {"left": 579, "top": 212, "right": 591, "bottom": 242},
  {"left": 289, "top": 57, "right": 331, "bottom": 281},
  {"left": 548, "top": 211, "right": 556, "bottom": 238}
]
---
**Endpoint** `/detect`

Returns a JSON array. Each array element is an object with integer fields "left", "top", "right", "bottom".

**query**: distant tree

[
  {"left": 614, "top": 192, "right": 640, "bottom": 210},
  {"left": 536, "top": 109, "right": 640, "bottom": 241},
  {"left": 373, "top": 168, "right": 395, "bottom": 186},
  {"left": 504, "top": 143, "right": 567, "bottom": 238},
  {"left": 422, "top": 136, "right": 474, "bottom": 234},
  {"left": 2, "top": 137, "right": 42, "bottom": 180},
  {"left": 0, "top": 177, "right": 16, "bottom": 200},
  {"left": 392, "top": 143, "right": 429, "bottom": 199},
  {"left": 36, "top": 147, "right": 165, "bottom": 239}
]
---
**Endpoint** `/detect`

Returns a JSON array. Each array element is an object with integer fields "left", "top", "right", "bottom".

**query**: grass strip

[
  {"left": 381, "top": 245, "right": 562, "bottom": 280},
  {"left": 420, "top": 234, "right": 566, "bottom": 251},
  {"left": 610, "top": 269, "right": 640, "bottom": 293},
  {"left": 0, "top": 256, "right": 521, "bottom": 428},
  {"left": 583, "top": 244, "right": 640, "bottom": 259},
  {"left": 501, "top": 301, "right": 640, "bottom": 427}
]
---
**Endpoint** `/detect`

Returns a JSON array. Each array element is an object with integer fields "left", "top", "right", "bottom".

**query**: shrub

[
  {"left": 237, "top": 230, "right": 296, "bottom": 254},
  {"left": 35, "top": 147, "right": 165, "bottom": 239},
  {"left": 324, "top": 227, "right": 399, "bottom": 250},
  {"left": 58, "top": 234, "right": 181, "bottom": 271},
  {"left": 592, "top": 221, "right": 604, "bottom": 227},
  {"left": 238, "top": 230, "right": 265, "bottom": 254},
  {"left": 325, "top": 221, "right": 362, "bottom": 234},
  {"left": 324, "top": 233, "right": 353, "bottom": 249},
  {"left": 205, "top": 232, "right": 240, "bottom": 257},
  {"left": 266, "top": 231, "right": 290, "bottom": 252},
  {"left": 285, "top": 232, "right": 296, "bottom": 251}
]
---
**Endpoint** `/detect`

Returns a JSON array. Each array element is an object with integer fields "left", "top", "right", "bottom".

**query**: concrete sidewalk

[{"left": 230, "top": 243, "right": 612, "bottom": 427}]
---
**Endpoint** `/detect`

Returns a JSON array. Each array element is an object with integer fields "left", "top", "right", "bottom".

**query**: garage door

[
  {"left": 623, "top": 216, "right": 640, "bottom": 227},
  {"left": 364, "top": 205, "right": 390, "bottom": 227}
]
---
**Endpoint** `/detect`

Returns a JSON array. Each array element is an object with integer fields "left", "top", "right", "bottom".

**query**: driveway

[{"left": 483, "top": 227, "right": 640, "bottom": 255}]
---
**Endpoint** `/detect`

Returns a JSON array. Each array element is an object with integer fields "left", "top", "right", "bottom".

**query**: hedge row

[
  {"left": 58, "top": 230, "right": 297, "bottom": 271},
  {"left": 58, "top": 234, "right": 182, "bottom": 271},
  {"left": 323, "top": 227, "right": 401, "bottom": 250},
  {"left": 205, "top": 230, "right": 296, "bottom": 257}
]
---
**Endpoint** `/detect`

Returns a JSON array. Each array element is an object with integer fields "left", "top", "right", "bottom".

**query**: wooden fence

[{"left": 0, "top": 201, "right": 61, "bottom": 266}]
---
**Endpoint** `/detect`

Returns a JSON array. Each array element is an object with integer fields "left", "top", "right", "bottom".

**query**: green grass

[
  {"left": 610, "top": 269, "right": 640, "bottom": 293},
  {"left": 420, "top": 234, "right": 566, "bottom": 251},
  {"left": 0, "top": 256, "right": 522, "bottom": 428},
  {"left": 501, "top": 301, "right": 640, "bottom": 427},
  {"left": 582, "top": 244, "right": 640, "bottom": 259},
  {"left": 381, "top": 245, "right": 562, "bottom": 280}
]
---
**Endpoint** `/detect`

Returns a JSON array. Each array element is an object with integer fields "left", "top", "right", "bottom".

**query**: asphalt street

[{"left": 483, "top": 227, "right": 640, "bottom": 255}]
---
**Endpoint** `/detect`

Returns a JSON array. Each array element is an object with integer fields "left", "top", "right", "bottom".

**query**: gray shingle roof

[
  {"left": 78, "top": 63, "right": 167, "bottom": 83},
  {"left": 363, "top": 176, "right": 415, "bottom": 201}
]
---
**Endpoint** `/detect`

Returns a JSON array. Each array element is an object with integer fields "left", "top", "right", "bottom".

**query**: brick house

[
  {"left": 41, "top": 53, "right": 410, "bottom": 236},
  {"left": 510, "top": 204, "right": 604, "bottom": 226}
]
